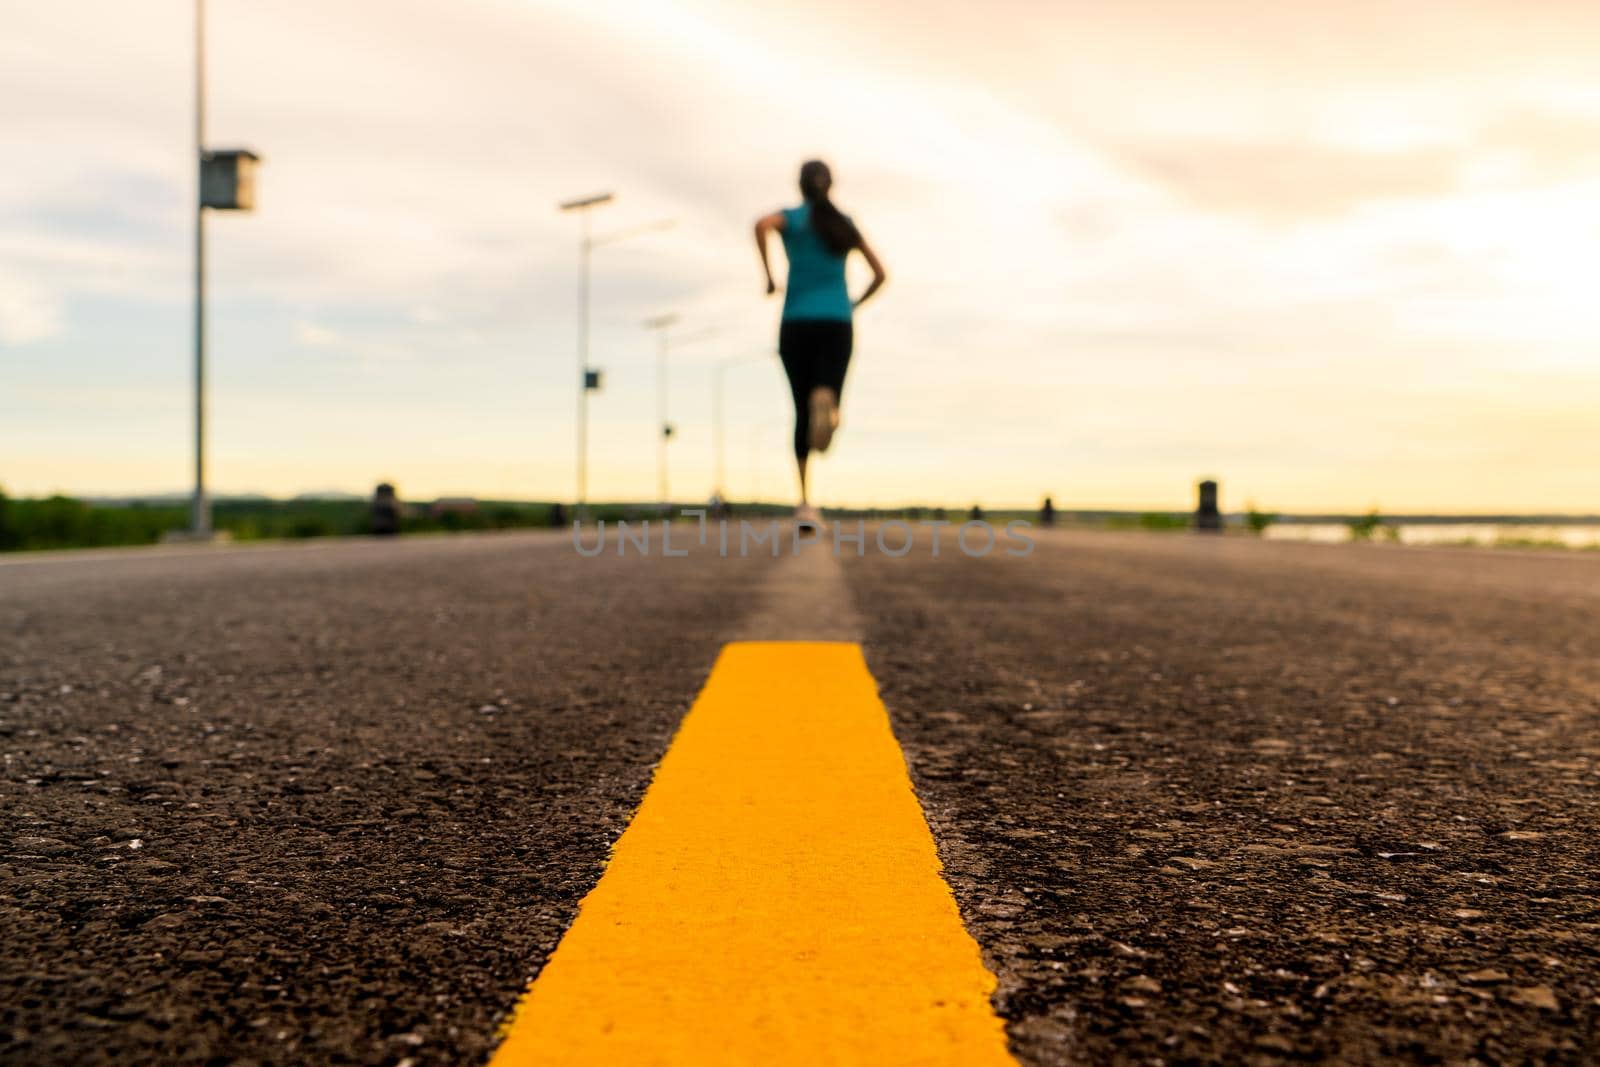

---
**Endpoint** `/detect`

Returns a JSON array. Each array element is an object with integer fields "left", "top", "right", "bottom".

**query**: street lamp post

[
  {"left": 751, "top": 425, "right": 766, "bottom": 503},
  {"left": 643, "top": 314, "right": 678, "bottom": 509},
  {"left": 558, "top": 192, "right": 614, "bottom": 512},
  {"left": 192, "top": 0, "right": 207, "bottom": 535},
  {"left": 189, "top": 0, "right": 259, "bottom": 538},
  {"left": 558, "top": 197, "right": 673, "bottom": 511},
  {"left": 643, "top": 319, "right": 719, "bottom": 511}
]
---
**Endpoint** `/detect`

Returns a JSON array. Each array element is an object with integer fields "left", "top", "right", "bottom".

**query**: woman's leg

[
  {"left": 821, "top": 322, "right": 854, "bottom": 400},
  {"left": 777, "top": 324, "right": 815, "bottom": 505},
  {"left": 808, "top": 322, "right": 854, "bottom": 453}
]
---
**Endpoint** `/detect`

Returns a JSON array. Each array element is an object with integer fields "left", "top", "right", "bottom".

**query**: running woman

[{"left": 754, "top": 160, "right": 887, "bottom": 523}]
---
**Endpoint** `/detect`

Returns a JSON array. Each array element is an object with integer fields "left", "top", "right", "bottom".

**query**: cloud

[
  {"left": 1091, "top": 137, "right": 1459, "bottom": 221},
  {"left": 0, "top": 274, "right": 62, "bottom": 345},
  {"left": 293, "top": 319, "right": 337, "bottom": 347},
  {"left": 1085, "top": 106, "right": 1600, "bottom": 223}
]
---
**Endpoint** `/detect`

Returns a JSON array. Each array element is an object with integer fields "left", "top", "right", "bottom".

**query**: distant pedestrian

[
  {"left": 1041, "top": 496, "right": 1056, "bottom": 527},
  {"left": 755, "top": 160, "right": 887, "bottom": 526}
]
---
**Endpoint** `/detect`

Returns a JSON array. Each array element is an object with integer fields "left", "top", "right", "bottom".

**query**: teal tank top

[{"left": 780, "top": 204, "right": 852, "bottom": 322}]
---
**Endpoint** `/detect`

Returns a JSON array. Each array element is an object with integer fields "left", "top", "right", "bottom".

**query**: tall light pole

[
  {"left": 712, "top": 352, "right": 765, "bottom": 502},
  {"left": 751, "top": 425, "right": 766, "bottom": 503},
  {"left": 192, "top": 0, "right": 207, "bottom": 535},
  {"left": 558, "top": 197, "right": 672, "bottom": 510},
  {"left": 189, "top": 0, "right": 259, "bottom": 538},
  {"left": 643, "top": 314, "right": 678, "bottom": 509},
  {"left": 558, "top": 192, "right": 613, "bottom": 512},
  {"left": 643, "top": 319, "right": 719, "bottom": 510}
]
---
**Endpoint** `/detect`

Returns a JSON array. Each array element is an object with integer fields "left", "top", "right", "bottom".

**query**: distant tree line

[
  {"left": 0, "top": 491, "right": 187, "bottom": 551},
  {"left": 0, "top": 488, "right": 567, "bottom": 552}
]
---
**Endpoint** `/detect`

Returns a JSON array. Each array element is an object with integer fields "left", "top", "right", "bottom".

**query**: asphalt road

[{"left": 4, "top": 528, "right": 1599, "bottom": 1064}]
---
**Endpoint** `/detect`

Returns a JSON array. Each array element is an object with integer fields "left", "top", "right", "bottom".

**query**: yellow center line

[{"left": 490, "top": 641, "right": 1016, "bottom": 1066}]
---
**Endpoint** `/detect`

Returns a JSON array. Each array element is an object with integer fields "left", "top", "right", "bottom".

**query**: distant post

[
  {"left": 369, "top": 483, "right": 401, "bottom": 536},
  {"left": 1194, "top": 479, "right": 1223, "bottom": 532}
]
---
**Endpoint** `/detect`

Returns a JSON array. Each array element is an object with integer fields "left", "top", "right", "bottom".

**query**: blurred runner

[{"left": 755, "top": 160, "right": 887, "bottom": 525}]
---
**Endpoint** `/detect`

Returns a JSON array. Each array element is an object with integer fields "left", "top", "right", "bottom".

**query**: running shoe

[{"left": 809, "top": 386, "right": 839, "bottom": 453}]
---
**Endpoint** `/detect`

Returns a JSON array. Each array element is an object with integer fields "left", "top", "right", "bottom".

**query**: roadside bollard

[
  {"left": 1194, "top": 479, "right": 1222, "bottom": 533},
  {"left": 369, "top": 482, "right": 401, "bottom": 536}
]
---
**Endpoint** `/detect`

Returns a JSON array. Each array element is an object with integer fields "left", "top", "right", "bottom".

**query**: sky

[{"left": 3, "top": 0, "right": 1599, "bottom": 512}]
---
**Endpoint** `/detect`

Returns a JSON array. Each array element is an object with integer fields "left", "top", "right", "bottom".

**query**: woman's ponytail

[{"left": 798, "top": 159, "right": 860, "bottom": 256}]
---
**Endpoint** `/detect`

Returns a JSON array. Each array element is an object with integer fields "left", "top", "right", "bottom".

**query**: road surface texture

[
  {"left": 851, "top": 530, "right": 1600, "bottom": 1065},
  {"left": 1, "top": 533, "right": 774, "bottom": 1065},
  {"left": 4, "top": 527, "right": 1599, "bottom": 1064}
]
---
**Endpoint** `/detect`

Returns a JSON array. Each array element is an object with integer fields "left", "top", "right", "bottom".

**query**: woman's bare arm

[
  {"left": 754, "top": 211, "right": 786, "bottom": 295},
  {"left": 853, "top": 237, "right": 888, "bottom": 309}
]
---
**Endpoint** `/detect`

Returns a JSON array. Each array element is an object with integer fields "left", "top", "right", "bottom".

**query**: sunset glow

[{"left": 3, "top": 0, "right": 1598, "bottom": 511}]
